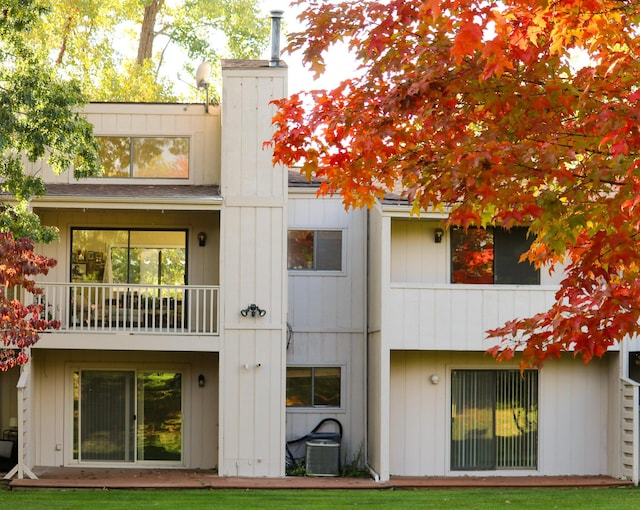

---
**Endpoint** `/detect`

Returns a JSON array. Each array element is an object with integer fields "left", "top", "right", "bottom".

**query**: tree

[
  {"left": 1, "top": 1, "right": 100, "bottom": 240},
  {"left": 0, "top": 1, "right": 101, "bottom": 368},
  {"left": 0, "top": 234, "right": 59, "bottom": 372},
  {"left": 32, "top": 0, "right": 270, "bottom": 101},
  {"left": 269, "top": 0, "right": 640, "bottom": 367}
]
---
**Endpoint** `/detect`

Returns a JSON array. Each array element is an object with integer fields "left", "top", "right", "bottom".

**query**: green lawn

[{"left": 1, "top": 487, "right": 639, "bottom": 509}]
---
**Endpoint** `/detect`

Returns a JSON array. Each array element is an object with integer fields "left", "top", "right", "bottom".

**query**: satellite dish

[
  {"left": 195, "top": 61, "right": 212, "bottom": 113},
  {"left": 196, "top": 62, "right": 212, "bottom": 89}
]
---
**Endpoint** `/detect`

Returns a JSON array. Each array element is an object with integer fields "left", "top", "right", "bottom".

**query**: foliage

[
  {"left": 0, "top": 0, "right": 101, "bottom": 242},
  {"left": 0, "top": 233, "right": 59, "bottom": 371},
  {"left": 269, "top": 0, "right": 640, "bottom": 367},
  {"left": 340, "top": 443, "right": 368, "bottom": 477},
  {"left": 0, "top": 2, "right": 99, "bottom": 369},
  {"left": 31, "top": 0, "right": 270, "bottom": 102}
]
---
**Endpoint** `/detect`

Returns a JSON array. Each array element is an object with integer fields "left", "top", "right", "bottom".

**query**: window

[
  {"left": 288, "top": 230, "right": 342, "bottom": 271},
  {"left": 71, "top": 229, "right": 186, "bottom": 284},
  {"left": 451, "top": 370, "right": 538, "bottom": 470},
  {"left": 451, "top": 227, "right": 539, "bottom": 284},
  {"left": 73, "top": 369, "right": 182, "bottom": 462},
  {"left": 97, "top": 136, "right": 189, "bottom": 178},
  {"left": 286, "top": 367, "right": 341, "bottom": 408}
]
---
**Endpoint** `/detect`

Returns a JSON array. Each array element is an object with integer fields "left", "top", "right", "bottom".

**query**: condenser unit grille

[{"left": 306, "top": 439, "right": 340, "bottom": 477}]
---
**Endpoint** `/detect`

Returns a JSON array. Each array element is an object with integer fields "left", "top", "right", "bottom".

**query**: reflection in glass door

[
  {"left": 137, "top": 372, "right": 182, "bottom": 461},
  {"left": 73, "top": 370, "right": 182, "bottom": 463}
]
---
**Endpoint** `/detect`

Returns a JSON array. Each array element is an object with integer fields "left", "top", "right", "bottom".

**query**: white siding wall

[
  {"left": 34, "top": 209, "right": 220, "bottom": 287},
  {"left": 286, "top": 194, "right": 367, "bottom": 464},
  {"left": 36, "top": 104, "right": 221, "bottom": 186},
  {"left": 386, "top": 286, "right": 557, "bottom": 351},
  {"left": 390, "top": 218, "right": 562, "bottom": 286},
  {"left": 30, "top": 349, "right": 219, "bottom": 469},
  {"left": 219, "top": 61, "right": 287, "bottom": 477},
  {"left": 366, "top": 208, "right": 389, "bottom": 480},
  {"left": 389, "top": 351, "right": 617, "bottom": 477}
]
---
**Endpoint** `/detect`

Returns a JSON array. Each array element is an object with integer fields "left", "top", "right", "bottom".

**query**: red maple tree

[
  {"left": 0, "top": 233, "right": 58, "bottom": 371},
  {"left": 269, "top": 0, "right": 640, "bottom": 366}
]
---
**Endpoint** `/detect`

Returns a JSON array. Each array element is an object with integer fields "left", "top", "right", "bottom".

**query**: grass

[{"left": 1, "top": 487, "right": 640, "bottom": 509}]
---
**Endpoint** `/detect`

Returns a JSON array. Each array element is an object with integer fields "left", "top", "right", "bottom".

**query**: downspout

[{"left": 364, "top": 208, "right": 381, "bottom": 482}]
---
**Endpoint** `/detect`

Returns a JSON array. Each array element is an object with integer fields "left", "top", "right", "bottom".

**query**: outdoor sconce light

[
  {"left": 198, "top": 232, "right": 207, "bottom": 247},
  {"left": 240, "top": 304, "right": 267, "bottom": 317},
  {"left": 198, "top": 374, "right": 205, "bottom": 387},
  {"left": 430, "top": 374, "right": 440, "bottom": 385},
  {"left": 434, "top": 228, "right": 444, "bottom": 244}
]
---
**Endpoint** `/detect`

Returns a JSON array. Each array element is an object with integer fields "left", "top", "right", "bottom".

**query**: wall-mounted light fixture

[
  {"left": 434, "top": 228, "right": 444, "bottom": 244},
  {"left": 198, "top": 232, "right": 207, "bottom": 247},
  {"left": 198, "top": 374, "right": 206, "bottom": 387},
  {"left": 240, "top": 304, "right": 267, "bottom": 317},
  {"left": 430, "top": 374, "right": 440, "bottom": 385}
]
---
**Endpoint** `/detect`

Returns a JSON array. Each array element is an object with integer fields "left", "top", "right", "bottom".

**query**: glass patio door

[
  {"left": 75, "top": 370, "right": 136, "bottom": 462},
  {"left": 74, "top": 370, "right": 182, "bottom": 463}
]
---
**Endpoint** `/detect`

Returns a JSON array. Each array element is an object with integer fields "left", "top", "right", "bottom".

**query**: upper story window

[
  {"left": 451, "top": 227, "right": 539, "bottom": 285},
  {"left": 97, "top": 136, "right": 189, "bottom": 179},
  {"left": 71, "top": 228, "right": 186, "bottom": 284},
  {"left": 288, "top": 230, "right": 343, "bottom": 271}
]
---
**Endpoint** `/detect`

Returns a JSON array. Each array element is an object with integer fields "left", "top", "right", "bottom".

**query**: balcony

[
  {"left": 33, "top": 283, "right": 220, "bottom": 336},
  {"left": 383, "top": 283, "right": 558, "bottom": 351}
]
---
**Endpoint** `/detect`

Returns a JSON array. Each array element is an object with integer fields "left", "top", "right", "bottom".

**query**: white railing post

[{"left": 33, "top": 282, "right": 220, "bottom": 336}]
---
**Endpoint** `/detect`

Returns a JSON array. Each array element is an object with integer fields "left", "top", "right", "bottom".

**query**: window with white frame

[
  {"left": 287, "top": 230, "right": 343, "bottom": 271},
  {"left": 286, "top": 367, "right": 341, "bottom": 408},
  {"left": 451, "top": 369, "right": 538, "bottom": 470},
  {"left": 97, "top": 136, "right": 189, "bottom": 178}
]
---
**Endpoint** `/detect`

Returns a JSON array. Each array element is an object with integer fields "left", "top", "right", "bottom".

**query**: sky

[
  {"left": 261, "top": 2, "right": 356, "bottom": 94},
  {"left": 157, "top": 1, "right": 356, "bottom": 98}
]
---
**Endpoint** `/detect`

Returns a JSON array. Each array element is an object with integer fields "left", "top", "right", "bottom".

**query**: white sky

[
  {"left": 156, "top": 1, "right": 356, "bottom": 98},
  {"left": 261, "top": 1, "right": 356, "bottom": 93}
]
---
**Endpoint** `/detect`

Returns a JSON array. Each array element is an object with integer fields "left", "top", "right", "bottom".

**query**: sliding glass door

[
  {"left": 70, "top": 229, "right": 186, "bottom": 285},
  {"left": 451, "top": 370, "right": 538, "bottom": 470},
  {"left": 73, "top": 370, "right": 183, "bottom": 464}
]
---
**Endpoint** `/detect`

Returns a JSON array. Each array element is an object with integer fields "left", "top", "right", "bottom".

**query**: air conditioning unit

[{"left": 306, "top": 439, "right": 340, "bottom": 477}]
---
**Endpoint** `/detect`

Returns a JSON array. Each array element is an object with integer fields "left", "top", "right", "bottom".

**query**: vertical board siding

[
  {"left": 287, "top": 197, "right": 366, "bottom": 332},
  {"left": 34, "top": 209, "right": 220, "bottom": 289},
  {"left": 286, "top": 195, "right": 367, "bottom": 464},
  {"left": 40, "top": 104, "right": 221, "bottom": 186},
  {"left": 219, "top": 64, "right": 287, "bottom": 477},
  {"left": 389, "top": 351, "right": 615, "bottom": 477},
  {"left": 285, "top": 332, "right": 366, "bottom": 463},
  {"left": 385, "top": 286, "right": 557, "bottom": 350},
  {"left": 31, "top": 349, "right": 219, "bottom": 469}
]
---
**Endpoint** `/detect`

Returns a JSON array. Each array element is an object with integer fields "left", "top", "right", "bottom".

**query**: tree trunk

[
  {"left": 137, "top": 0, "right": 164, "bottom": 65},
  {"left": 56, "top": 15, "right": 74, "bottom": 65}
]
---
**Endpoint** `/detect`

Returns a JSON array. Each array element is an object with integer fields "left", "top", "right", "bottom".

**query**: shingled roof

[{"left": 43, "top": 183, "right": 220, "bottom": 199}]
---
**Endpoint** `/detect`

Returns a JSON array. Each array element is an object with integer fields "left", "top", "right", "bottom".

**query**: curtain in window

[
  {"left": 78, "top": 370, "right": 135, "bottom": 462},
  {"left": 451, "top": 370, "right": 538, "bottom": 470}
]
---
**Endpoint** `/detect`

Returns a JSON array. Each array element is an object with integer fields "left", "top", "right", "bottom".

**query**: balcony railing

[
  {"left": 32, "top": 283, "right": 219, "bottom": 335},
  {"left": 384, "top": 283, "right": 558, "bottom": 350}
]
